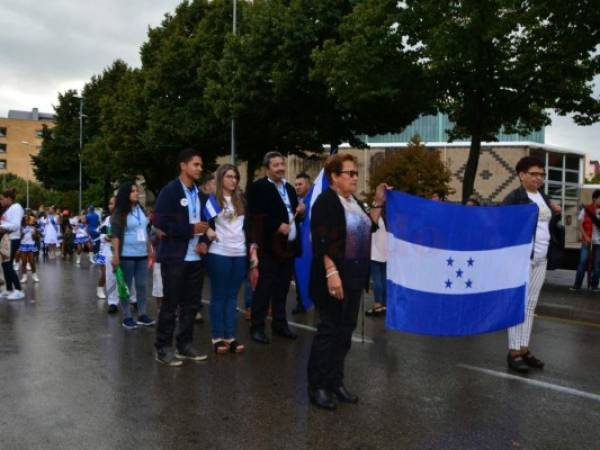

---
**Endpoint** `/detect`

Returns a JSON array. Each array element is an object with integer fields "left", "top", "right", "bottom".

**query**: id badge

[{"left": 136, "top": 227, "right": 147, "bottom": 242}]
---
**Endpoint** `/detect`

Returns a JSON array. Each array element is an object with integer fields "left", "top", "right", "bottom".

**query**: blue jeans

[
  {"left": 574, "top": 243, "right": 600, "bottom": 289},
  {"left": 120, "top": 257, "right": 148, "bottom": 318},
  {"left": 207, "top": 254, "right": 247, "bottom": 339},
  {"left": 371, "top": 261, "right": 387, "bottom": 305}
]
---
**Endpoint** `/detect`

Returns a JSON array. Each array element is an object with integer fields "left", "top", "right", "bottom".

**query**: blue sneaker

[
  {"left": 136, "top": 315, "right": 155, "bottom": 327},
  {"left": 122, "top": 318, "right": 138, "bottom": 330}
]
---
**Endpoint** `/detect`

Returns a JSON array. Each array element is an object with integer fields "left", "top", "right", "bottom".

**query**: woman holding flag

[
  {"left": 204, "top": 164, "right": 257, "bottom": 354},
  {"left": 307, "top": 153, "right": 390, "bottom": 411}
]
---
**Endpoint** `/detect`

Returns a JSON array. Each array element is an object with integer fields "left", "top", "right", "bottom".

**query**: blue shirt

[
  {"left": 121, "top": 206, "right": 148, "bottom": 257},
  {"left": 86, "top": 211, "right": 100, "bottom": 235},
  {"left": 181, "top": 181, "right": 202, "bottom": 262}
]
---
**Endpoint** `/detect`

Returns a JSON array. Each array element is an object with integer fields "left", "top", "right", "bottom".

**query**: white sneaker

[
  {"left": 32, "top": 274, "right": 40, "bottom": 283},
  {"left": 76, "top": 255, "right": 81, "bottom": 265},
  {"left": 0, "top": 291, "right": 10, "bottom": 298},
  {"left": 96, "top": 287, "right": 106, "bottom": 299},
  {"left": 20, "top": 275, "right": 27, "bottom": 283},
  {"left": 7, "top": 290, "right": 25, "bottom": 300}
]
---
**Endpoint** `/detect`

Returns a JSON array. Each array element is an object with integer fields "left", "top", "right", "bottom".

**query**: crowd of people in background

[{"left": 0, "top": 149, "right": 562, "bottom": 411}]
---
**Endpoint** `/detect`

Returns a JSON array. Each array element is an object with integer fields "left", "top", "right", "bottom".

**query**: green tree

[
  {"left": 320, "top": 0, "right": 600, "bottom": 202},
  {"left": 369, "top": 135, "right": 453, "bottom": 199},
  {"left": 32, "top": 90, "right": 87, "bottom": 191}
]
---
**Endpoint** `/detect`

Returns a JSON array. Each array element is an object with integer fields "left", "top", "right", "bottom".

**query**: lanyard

[
  {"left": 185, "top": 184, "right": 199, "bottom": 220},
  {"left": 132, "top": 206, "right": 142, "bottom": 226},
  {"left": 272, "top": 180, "right": 292, "bottom": 212}
]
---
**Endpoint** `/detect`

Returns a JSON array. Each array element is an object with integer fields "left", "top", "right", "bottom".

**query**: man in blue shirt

[
  {"left": 86, "top": 205, "right": 101, "bottom": 261},
  {"left": 153, "top": 148, "right": 210, "bottom": 366}
]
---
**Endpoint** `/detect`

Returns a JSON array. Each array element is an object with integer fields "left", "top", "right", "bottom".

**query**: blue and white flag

[
  {"left": 295, "top": 169, "right": 329, "bottom": 309},
  {"left": 385, "top": 191, "right": 538, "bottom": 336},
  {"left": 203, "top": 194, "right": 222, "bottom": 220}
]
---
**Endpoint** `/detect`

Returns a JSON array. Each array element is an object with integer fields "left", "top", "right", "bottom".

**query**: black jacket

[
  {"left": 153, "top": 178, "right": 208, "bottom": 264},
  {"left": 247, "top": 177, "right": 301, "bottom": 259},
  {"left": 502, "top": 186, "right": 564, "bottom": 269},
  {"left": 309, "top": 188, "right": 377, "bottom": 301}
]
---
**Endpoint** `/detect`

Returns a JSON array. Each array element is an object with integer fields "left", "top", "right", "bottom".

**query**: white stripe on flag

[{"left": 387, "top": 233, "right": 533, "bottom": 295}]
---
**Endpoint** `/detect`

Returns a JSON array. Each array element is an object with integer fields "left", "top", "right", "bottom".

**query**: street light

[
  {"left": 21, "top": 140, "right": 30, "bottom": 209},
  {"left": 231, "top": 0, "right": 237, "bottom": 164},
  {"left": 73, "top": 95, "right": 85, "bottom": 213}
]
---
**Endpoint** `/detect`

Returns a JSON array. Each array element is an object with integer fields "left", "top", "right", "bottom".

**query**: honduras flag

[
  {"left": 203, "top": 194, "right": 222, "bottom": 220},
  {"left": 295, "top": 169, "right": 329, "bottom": 310},
  {"left": 385, "top": 191, "right": 538, "bottom": 336}
]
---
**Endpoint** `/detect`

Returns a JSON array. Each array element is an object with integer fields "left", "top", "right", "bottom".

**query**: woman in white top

[
  {"left": 206, "top": 164, "right": 258, "bottom": 354},
  {"left": 0, "top": 189, "right": 25, "bottom": 299},
  {"left": 42, "top": 206, "right": 60, "bottom": 259}
]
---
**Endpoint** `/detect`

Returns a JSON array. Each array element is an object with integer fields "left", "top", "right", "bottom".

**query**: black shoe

[
  {"left": 291, "top": 305, "right": 306, "bottom": 315},
  {"left": 107, "top": 304, "right": 118, "bottom": 314},
  {"left": 156, "top": 348, "right": 183, "bottom": 367},
  {"left": 273, "top": 326, "right": 297, "bottom": 339},
  {"left": 332, "top": 385, "right": 358, "bottom": 404},
  {"left": 522, "top": 351, "right": 545, "bottom": 369},
  {"left": 175, "top": 346, "right": 208, "bottom": 361},
  {"left": 308, "top": 388, "right": 336, "bottom": 411},
  {"left": 507, "top": 352, "right": 529, "bottom": 374},
  {"left": 251, "top": 329, "right": 270, "bottom": 344}
]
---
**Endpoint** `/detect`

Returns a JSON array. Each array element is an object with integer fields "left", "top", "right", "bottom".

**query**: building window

[
  {"left": 0, "top": 127, "right": 6, "bottom": 137},
  {"left": 0, "top": 160, "right": 6, "bottom": 170},
  {"left": 0, "top": 144, "right": 5, "bottom": 153}
]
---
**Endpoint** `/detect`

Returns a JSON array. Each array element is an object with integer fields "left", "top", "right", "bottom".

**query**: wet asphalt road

[{"left": 0, "top": 259, "right": 599, "bottom": 450}]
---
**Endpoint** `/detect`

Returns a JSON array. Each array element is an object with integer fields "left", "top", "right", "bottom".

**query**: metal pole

[
  {"left": 79, "top": 97, "right": 83, "bottom": 213},
  {"left": 26, "top": 166, "right": 29, "bottom": 210},
  {"left": 230, "top": 0, "right": 237, "bottom": 164}
]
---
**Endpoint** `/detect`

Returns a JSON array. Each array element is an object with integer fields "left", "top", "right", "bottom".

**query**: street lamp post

[
  {"left": 230, "top": 0, "right": 237, "bottom": 164},
  {"left": 79, "top": 97, "right": 83, "bottom": 213}
]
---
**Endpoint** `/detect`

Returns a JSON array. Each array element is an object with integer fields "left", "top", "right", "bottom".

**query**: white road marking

[
  {"left": 202, "top": 299, "right": 374, "bottom": 344},
  {"left": 457, "top": 364, "right": 600, "bottom": 403}
]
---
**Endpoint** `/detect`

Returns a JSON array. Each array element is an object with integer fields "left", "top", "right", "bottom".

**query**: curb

[{"left": 537, "top": 303, "right": 600, "bottom": 325}]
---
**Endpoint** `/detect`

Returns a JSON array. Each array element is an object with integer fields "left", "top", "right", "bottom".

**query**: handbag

[{"left": 0, "top": 234, "right": 10, "bottom": 261}]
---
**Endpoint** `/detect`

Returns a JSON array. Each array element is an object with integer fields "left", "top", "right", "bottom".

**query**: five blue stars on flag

[{"left": 445, "top": 256, "right": 474, "bottom": 289}]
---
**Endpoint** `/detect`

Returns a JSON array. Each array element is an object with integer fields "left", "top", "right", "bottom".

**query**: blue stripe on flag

[
  {"left": 385, "top": 281, "right": 526, "bottom": 336},
  {"left": 386, "top": 191, "right": 538, "bottom": 251},
  {"left": 203, "top": 194, "right": 222, "bottom": 220},
  {"left": 295, "top": 169, "right": 329, "bottom": 310}
]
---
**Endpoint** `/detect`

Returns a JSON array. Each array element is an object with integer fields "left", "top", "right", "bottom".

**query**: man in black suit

[{"left": 247, "top": 152, "right": 305, "bottom": 343}]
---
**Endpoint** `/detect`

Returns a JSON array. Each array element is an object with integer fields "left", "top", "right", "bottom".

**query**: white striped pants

[
  {"left": 508, "top": 258, "right": 546, "bottom": 350},
  {"left": 104, "top": 254, "right": 137, "bottom": 306}
]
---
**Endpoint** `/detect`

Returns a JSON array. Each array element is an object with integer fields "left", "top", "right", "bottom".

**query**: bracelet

[{"left": 326, "top": 270, "right": 339, "bottom": 278}]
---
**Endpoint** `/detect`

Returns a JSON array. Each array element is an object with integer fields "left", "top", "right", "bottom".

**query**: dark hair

[
  {"left": 199, "top": 171, "right": 215, "bottom": 186},
  {"left": 324, "top": 153, "right": 358, "bottom": 183},
  {"left": 515, "top": 156, "right": 545, "bottom": 174},
  {"left": 1, "top": 188, "right": 16, "bottom": 200},
  {"left": 177, "top": 148, "right": 203, "bottom": 167},
  {"left": 114, "top": 181, "right": 136, "bottom": 218},
  {"left": 593, "top": 190, "right": 600, "bottom": 200},
  {"left": 296, "top": 172, "right": 311, "bottom": 181},
  {"left": 262, "top": 151, "right": 284, "bottom": 168}
]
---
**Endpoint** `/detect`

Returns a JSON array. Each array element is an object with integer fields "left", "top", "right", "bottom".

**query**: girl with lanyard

[{"left": 111, "top": 181, "right": 155, "bottom": 330}]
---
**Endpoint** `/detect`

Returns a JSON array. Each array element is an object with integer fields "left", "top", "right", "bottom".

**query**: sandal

[
  {"left": 365, "top": 306, "right": 386, "bottom": 317},
  {"left": 228, "top": 340, "right": 245, "bottom": 354},
  {"left": 213, "top": 340, "right": 229, "bottom": 355}
]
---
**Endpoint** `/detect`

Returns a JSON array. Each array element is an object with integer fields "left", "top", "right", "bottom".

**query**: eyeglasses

[
  {"left": 526, "top": 171, "right": 546, "bottom": 178},
  {"left": 337, "top": 170, "right": 359, "bottom": 178},
  {"left": 224, "top": 175, "right": 239, "bottom": 180}
]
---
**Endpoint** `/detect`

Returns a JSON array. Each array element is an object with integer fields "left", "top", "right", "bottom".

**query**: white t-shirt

[
  {"left": 527, "top": 191, "right": 551, "bottom": 260},
  {"left": 578, "top": 207, "right": 600, "bottom": 244},
  {"left": 1, "top": 203, "right": 24, "bottom": 240},
  {"left": 99, "top": 217, "right": 112, "bottom": 257},
  {"left": 21, "top": 226, "right": 35, "bottom": 245},
  {"left": 208, "top": 196, "right": 246, "bottom": 257},
  {"left": 371, "top": 217, "right": 387, "bottom": 263}
]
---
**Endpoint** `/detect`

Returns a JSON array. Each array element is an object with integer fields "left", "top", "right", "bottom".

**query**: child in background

[
  {"left": 74, "top": 216, "right": 92, "bottom": 265},
  {"left": 62, "top": 222, "right": 75, "bottom": 260},
  {"left": 19, "top": 214, "right": 40, "bottom": 283}
]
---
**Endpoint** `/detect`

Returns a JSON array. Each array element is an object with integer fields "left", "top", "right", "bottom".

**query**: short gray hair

[{"left": 262, "top": 151, "right": 284, "bottom": 168}]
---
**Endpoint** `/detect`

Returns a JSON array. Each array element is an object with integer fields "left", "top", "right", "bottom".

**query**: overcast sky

[{"left": 1, "top": 0, "right": 599, "bottom": 161}]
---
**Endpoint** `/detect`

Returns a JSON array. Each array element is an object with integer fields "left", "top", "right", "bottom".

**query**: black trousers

[
  {"left": 251, "top": 254, "right": 293, "bottom": 332},
  {"left": 155, "top": 260, "right": 204, "bottom": 351},
  {"left": 2, "top": 239, "right": 21, "bottom": 291},
  {"left": 307, "top": 286, "right": 362, "bottom": 390}
]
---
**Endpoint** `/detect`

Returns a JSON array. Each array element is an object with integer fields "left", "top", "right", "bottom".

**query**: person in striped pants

[{"left": 502, "top": 156, "right": 562, "bottom": 374}]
